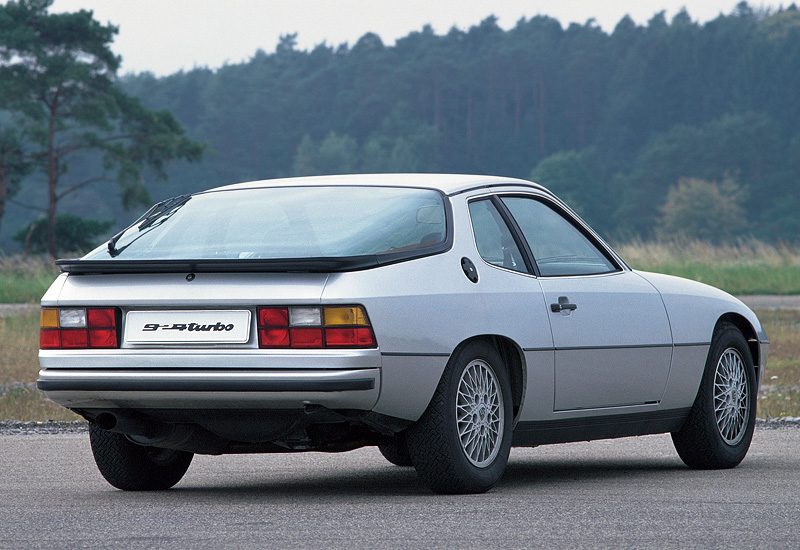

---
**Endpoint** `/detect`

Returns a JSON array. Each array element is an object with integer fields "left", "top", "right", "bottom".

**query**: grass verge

[
  {"left": 0, "top": 384, "right": 81, "bottom": 422},
  {"left": 0, "top": 255, "right": 60, "bottom": 304},
  {"left": 757, "top": 308, "right": 800, "bottom": 419},
  {"left": 0, "top": 309, "right": 81, "bottom": 421},
  {"left": 616, "top": 239, "right": 800, "bottom": 295},
  {"left": 0, "top": 310, "right": 40, "bottom": 384}
]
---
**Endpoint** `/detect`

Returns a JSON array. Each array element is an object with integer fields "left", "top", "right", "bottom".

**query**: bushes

[{"left": 12, "top": 215, "right": 113, "bottom": 256}]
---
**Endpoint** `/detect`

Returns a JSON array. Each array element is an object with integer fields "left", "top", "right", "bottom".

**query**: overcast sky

[{"left": 50, "top": 0, "right": 785, "bottom": 76}]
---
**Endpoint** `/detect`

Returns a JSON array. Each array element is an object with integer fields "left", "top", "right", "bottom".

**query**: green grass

[
  {"left": 615, "top": 240, "right": 800, "bottom": 295},
  {"left": 756, "top": 309, "right": 800, "bottom": 419},
  {"left": 0, "top": 311, "right": 40, "bottom": 385},
  {"left": 0, "top": 306, "right": 797, "bottom": 421},
  {"left": 0, "top": 256, "right": 60, "bottom": 303},
  {"left": 0, "top": 384, "right": 81, "bottom": 422},
  {"left": 0, "top": 310, "right": 81, "bottom": 421}
]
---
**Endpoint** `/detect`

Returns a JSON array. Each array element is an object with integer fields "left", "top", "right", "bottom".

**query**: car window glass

[
  {"left": 501, "top": 197, "right": 616, "bottom": 276},
  {"left": 86, "top": 187, "right": 447, "bottom": 260},
  {"left": 468, "top": 199, "right": 527, "bottom": 273}
]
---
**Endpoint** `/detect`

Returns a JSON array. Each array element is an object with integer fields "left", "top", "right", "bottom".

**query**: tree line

[{"left": 2, "top": 1, "right": 799, "bottom": 254}]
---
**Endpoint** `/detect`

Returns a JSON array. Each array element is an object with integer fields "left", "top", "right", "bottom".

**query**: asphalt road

[{"left": 1, "top": 428, "right": 798, "bottom": 550}]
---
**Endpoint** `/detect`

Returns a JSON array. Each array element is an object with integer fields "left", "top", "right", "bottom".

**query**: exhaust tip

[{"left": 95, "top": 412, "right": 118, "bottom": 431}]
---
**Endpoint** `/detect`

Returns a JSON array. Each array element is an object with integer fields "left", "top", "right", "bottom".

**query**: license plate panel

[{"left": 125, "top": 310, "right": 252, "bottom": 344}]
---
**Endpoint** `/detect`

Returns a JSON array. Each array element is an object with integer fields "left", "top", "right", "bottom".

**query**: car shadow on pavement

[
  {"left": 169, "top": 465, "right": 428, "bottom": 498},
  {"left": 129, "top": 455, "right": 691, "bottom": 499},
  {"left": 501, "top": 456, "right": 688, "bottom": 488}
]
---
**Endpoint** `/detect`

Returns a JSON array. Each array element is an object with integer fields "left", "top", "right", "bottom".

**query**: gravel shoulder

[
  {"left": 1, "top": 419, "right": 797, "bottom": 436},
  {"left": 0, "top": 303, "right": 38, "bottom": 317},
  {"left": 736, "top": 294, "right": 800, "bottom": 310}
]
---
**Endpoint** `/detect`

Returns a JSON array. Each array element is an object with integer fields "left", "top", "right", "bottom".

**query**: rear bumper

[
  {"left": 37, "top": 348, "right": 381, "bottom": 410},
  {"left": 38, "top": 368, "right": 380, "bottom": 410}
]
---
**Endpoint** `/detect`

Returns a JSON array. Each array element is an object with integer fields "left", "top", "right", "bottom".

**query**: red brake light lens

[
  {"left": 258, "top": 307, "right": 288, "bottom": 327},
  {"left": 89, "top": 328, "right": 118, "bottom": 348},
  {"left": 325, "top": 327, "right": 376, "bottom": 347},
  {"left": 87, "top": 308, "right": 116, "bottom": 328},
  {"left": 60, "top": 329, "right": 89, "bottom": 348},
  {"left": 289, "top": 327, "right": 324, "bottom": 348},
  {"left": 40, "top": 329, "right": 61, "bottom": 349},
  {"left": 259, "top": 328, "right": 290, "bottom": 348}
]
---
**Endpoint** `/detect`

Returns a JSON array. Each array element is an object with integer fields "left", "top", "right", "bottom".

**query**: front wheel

[
  {"left": 672, "top": 322, "right": 757, "bottom": 469},
  {"left": 406, "top": 341, "right": 513, "bottom": 494},
  {"left": 89, "top": 423, "right": 194, "bottom": 490}
]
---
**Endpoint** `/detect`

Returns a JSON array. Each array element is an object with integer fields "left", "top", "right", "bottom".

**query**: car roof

[{"left": 208, "top": 173, "right": 550, "bottom": 197}]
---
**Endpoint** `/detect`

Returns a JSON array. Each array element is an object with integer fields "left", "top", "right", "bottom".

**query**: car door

[{"left": 500, "top": 195, "right": 673, "bottom": 411}]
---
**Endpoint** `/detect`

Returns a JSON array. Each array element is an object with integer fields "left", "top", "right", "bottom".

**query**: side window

[
  {"left": 501, "top": 197, "right": 617, "bottom": 277},
  {"left": 468, "top": 199, "right": 527, "bottom": 273}
]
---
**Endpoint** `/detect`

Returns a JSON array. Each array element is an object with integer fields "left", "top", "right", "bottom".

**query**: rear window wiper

[
  {"left": 137, "top": 194, "right": 192, "bottom": 230},
  {"left": 107, "top": 194, "right": 193, "bottom": 257}
]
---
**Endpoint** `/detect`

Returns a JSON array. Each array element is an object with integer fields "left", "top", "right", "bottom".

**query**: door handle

[{"left": 550, "top": 296, "right": 577, "bottom": 313}]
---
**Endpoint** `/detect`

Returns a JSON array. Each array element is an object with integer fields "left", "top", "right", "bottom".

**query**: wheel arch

[
  {"left": 714, "top": 312, "right": 760, "bottom": 374},
  {"left": 448, "top": 335, "right": 526, "bottom": 423}
]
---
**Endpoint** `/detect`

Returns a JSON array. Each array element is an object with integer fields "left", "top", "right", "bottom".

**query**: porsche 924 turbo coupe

[{"left": 37, "top": 174, "right": 768, "bottom": 494}]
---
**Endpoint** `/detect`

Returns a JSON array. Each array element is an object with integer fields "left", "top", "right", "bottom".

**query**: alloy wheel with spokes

[
  {"left": 713, "top": 348, "right": 750, "bottom": 445},
  {"left": 456, "top": 359, "right": 504, "bottom": 467}
]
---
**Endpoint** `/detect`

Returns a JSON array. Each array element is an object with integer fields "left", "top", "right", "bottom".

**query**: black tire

[
  {"left": 89, "top": 423, "right": 194, "bottom": 490},
  {"left": 672, "top": 322, "right": 757, "bottom": 469},
  {"left": 378, "top": 436, "right": 413, "bottom": 467},
  {"left": 406, "top": 341, "right": 513, "bottom": 494}
]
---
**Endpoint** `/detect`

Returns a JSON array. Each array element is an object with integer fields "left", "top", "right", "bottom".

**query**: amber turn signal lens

[
  {"left": 324, "top": 306, "right": 369, "bottom": 326},
  {"left": 40, "top": 308, "right": 59, "bottom": 328}
]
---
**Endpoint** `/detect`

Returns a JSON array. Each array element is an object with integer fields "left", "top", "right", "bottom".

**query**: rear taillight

[
  {"left": 40, "top": 307, "right": 120, "bottom": 350},
  {"left": 257, "top": 305, "right": 376, "bottom": 349}
]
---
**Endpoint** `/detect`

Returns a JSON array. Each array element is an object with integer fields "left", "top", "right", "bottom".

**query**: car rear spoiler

[{"left": 55, "top": 247, "right": 447, "bottom": 275}]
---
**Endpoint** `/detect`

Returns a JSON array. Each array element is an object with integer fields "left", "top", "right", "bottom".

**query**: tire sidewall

[
  {"left": 89, "top": 423, "right": 193, "bottom": 490},
  {"left": 700, "top": 326, "right": 757, "bottom": 464},
  {"left": 441, "top": 342, "right": 514, "bottom": 491}
]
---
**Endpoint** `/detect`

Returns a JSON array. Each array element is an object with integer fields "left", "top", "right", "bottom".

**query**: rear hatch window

[{"left": 73, "top": 186, "right": 449, "bottom": 272}]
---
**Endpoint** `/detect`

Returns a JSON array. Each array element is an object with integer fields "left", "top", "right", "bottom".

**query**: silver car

[{"left": 38, "top": 174, "right": 768, "bottom": 494}]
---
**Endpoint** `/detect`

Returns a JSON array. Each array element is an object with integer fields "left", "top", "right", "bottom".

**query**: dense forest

[{"left": 3, "top": 2, "right": 800, "bottom": 249}]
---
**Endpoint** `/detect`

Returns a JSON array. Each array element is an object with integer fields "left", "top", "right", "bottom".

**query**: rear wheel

[
  {"left": 406, "top": 341, "right": 513, "bottom": 494},
  {"left": 672, "top": 322, "right": 756, "bottom": 469},
  {"left": 378, "top": 436, "right": 413, "bottom": 467},
  {"left": 89, "top": 423, "right": 193, "bottom": 490}
]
